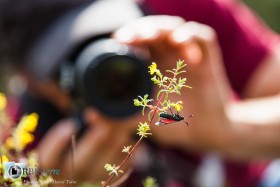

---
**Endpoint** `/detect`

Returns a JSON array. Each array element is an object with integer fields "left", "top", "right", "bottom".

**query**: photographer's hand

[
  {"left": 115, "top": 15, "right": 280, "bottom": 159},
  {"left": 38, "top": 108, "right": 137, "bottom": 186},
  {"left": 114, "top": 15, "right": 234, "bottom": 154}
]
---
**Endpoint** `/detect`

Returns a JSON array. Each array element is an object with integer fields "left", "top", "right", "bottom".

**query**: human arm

[
  {"left": 225, "top": 45, "right": 280, "bottom": 159},
  {"left": 114, "top": 15, "right": 280, "bottom": 160},
  {"left": 142, "top": 0, "right": 280, "bottom": 159}
]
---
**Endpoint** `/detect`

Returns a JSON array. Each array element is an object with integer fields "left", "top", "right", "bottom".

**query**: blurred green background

[
  {"left": 0, "top": 1, "right": 280, "bottom": 92},
  {"left": 244, "top": 0, "right": 280, "bottom": 33}
]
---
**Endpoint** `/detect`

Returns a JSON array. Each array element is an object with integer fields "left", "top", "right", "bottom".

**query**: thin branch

[
  {"left": 110, "top": 168, "right": 133, "bottom": 187},
  {"left": 102, "top": 63, "right": 183, "bottom": 187},
  {"left": 102, "top": 137, "right": 143, "bottom": 186},
  {"left": 71, "top": 134, "right": 76, "bottom": 180}
]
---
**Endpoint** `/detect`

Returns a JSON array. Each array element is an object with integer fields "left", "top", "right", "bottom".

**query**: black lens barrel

[{"left": 75, "top": 39, "right": 152, "bottom": 117}]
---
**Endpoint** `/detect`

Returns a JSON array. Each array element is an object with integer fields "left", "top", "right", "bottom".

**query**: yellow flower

[
  {"left": 148, "top": 62, "right": 157, "bottom": 75},
  {"left": 0, "top": 93, "right": 7, "bottom": 111},
  {"left": 174, "top": 101, "right": 183, "bottom": 112},
  {"left": 5, "top": 137, "right": 14, "bottom": 149},
  {"left": 13, "top": 130, "right": 34, "bottom": 151},
  {"left": 20, "top": 131, "right": 34, "bottom": 146},
  {"left": 1, "top": 155, "right": 9, "bottom": 162},
  {"left": 1, "top": 155, "right": 9, "bottom": 170},
  {"left": 170, "top": 101, "right": 183, "bottom": 112},
  {"left": 7, "top": 113, "right": 39, "bottom": 151},
  {"left": 137, "top": 122, "right": 152, "bottom": 138},
  {"left": 23, "top": 113, "right": 39, "bottom": 132},
  {"left": 148, "top": 62, "right": 162, "bottom": 78}
]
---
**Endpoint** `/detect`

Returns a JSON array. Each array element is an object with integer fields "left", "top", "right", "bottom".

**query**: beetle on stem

[{"left": 156, "top": 109, "right": 193, "bottom": 126}]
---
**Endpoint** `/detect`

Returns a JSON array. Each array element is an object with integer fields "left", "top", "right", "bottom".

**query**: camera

[
  {"left": 24, "top": 0, "right": 148, "bottom": 122},
  {"left": 59, "top": 38, "right": 152, "bottom": 117}
]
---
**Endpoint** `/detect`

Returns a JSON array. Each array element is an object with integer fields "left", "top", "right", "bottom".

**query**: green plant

[
  {"left": 0, "top": 60, "right": 191, "bottom": 187},
  {"left": 0, "top": 93, "right": 52, "bottom": 186},
  {"left": 142, "top": 177, "right": 159, "bottom": 187},
  {"left": 102, "top": 60, "right": 191, "bottom": 187}
]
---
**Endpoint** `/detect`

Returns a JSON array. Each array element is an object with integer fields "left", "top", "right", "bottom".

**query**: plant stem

[
  {"left": 71, "top": 134, "right": 76, "bottom": 180},
  {"left": 103, "top": 69, "right": 178, "bottom": 187},
  {"left": 102, "top": 137, "right": 143, "bottom": 187}
]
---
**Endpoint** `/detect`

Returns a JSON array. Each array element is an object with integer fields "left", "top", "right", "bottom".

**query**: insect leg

[
  {"left": 169, "top": 108, "right": 174, "bottom": 115},
  {"left": 183, "top": 114, "right": 193, "bottom": 126}
]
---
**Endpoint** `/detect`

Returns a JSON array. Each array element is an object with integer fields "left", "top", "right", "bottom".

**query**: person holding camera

[{"left": 1, "top": 0, "right": 280, "bottom": 186}]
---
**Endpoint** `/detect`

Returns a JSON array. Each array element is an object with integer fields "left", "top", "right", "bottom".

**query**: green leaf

[
  {"left": 142, "top": 176, "right": 159, "bottom": 187},
  {"left": 176, "top": 59, "right": 186, "bottom": 70},
  {"left": 122, "top": 145, "right": 132, "bottom": 153},
  {"left": 104, "top": 164, "right": 120, "bottom": 176},
  {"left": 134, "top": 98, "right": 142, "bottom": 106},
  {"left": 151, "top": 76, "right": 160, "bottom": 85}
]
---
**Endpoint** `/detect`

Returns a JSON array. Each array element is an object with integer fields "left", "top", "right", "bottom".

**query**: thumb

[{"left": 170, "top": 22, "right": 231, "bottom": 112}]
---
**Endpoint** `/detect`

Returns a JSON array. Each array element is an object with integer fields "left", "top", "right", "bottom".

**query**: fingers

[
  {"left": 114, "top": 15, "right": 185, "bottom": 44},
  {"left": 85, "top": 130, "right": 132, "bottom": 181},
  {"left": 114, "top": 16, "right": 187, "bottom": 68},
  {"left": 73, "top": 109, "right": 134, "bottom": 180},
  {"left": 42, "top": 108, "right": 106, "bottom": 180},
  {"left": 38, "top": 119, "right": 77, "bottom": 169},
  {"left": 114, "top": 15, "right": 231, "bottom": 114},
  {"left": 114, "top": 16, "right": 221, "bottom": 66},
  {"left": 65, "top": 111, "right": 109, "bottom": 179},
  {"left": 169, "top": 22, "right": 231, "bottom": 115},
  {"left": 170, "top": 21, "right": 219, "bottom": 65},
  {"left": 38, "top": 107, "right": 136, "bottom": 182},
  {"left": 171, "top": 21, "right": 217, "bottom": 43}
]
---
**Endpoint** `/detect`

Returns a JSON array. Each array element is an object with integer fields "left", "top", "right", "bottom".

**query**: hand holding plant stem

[{"left": 102, "top": 60, "right": 192, "bottom": 187}]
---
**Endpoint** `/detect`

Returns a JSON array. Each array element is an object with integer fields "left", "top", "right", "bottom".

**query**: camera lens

[
  {"left": 90, "top": 56, "right": 144, "bottom": 104},
  {"left": 75, "top": 39, "right": 152, "bottom": 117}
]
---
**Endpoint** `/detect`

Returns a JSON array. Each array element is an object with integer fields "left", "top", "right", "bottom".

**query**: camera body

[
  {"left": 59, "top": 38, "right": 152, "bottom": 117},
  {"left": 25, "top": 0, "right": 149, "bottom": 119}
]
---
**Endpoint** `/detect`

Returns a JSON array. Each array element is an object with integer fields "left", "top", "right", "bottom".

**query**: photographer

[{"left": 1, "top": 0, "right": 280, "bottom": 186}]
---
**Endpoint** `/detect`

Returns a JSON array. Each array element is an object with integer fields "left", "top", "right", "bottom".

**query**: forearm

[
  {"left": 223, "top": 45, "right": 280, "bottom": 159},
  {"left": 224, "top": 94, "right": 280, "bottom": 159}
]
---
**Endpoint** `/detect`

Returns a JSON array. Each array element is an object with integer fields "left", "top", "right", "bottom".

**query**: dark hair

[{"left": 0, "top": 0, "right": 89, "bottom": 67}]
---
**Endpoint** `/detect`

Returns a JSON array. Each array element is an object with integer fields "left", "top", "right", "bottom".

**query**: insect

[{"left": 155, "top": 110, "right": 193, "bottom": 126}]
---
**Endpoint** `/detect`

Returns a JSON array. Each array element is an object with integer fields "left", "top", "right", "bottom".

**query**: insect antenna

[{"left": 183, "top": 114, "right": 193, "bottom": 126}]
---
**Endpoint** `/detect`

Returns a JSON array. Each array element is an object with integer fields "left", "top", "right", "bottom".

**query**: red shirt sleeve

[{"left": 143, "top": 0, "right": 280, "bottom": 95}]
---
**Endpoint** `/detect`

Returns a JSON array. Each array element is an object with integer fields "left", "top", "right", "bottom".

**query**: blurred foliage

[
  {"left": 142, "top": 177, "right": 159, "bottom": 187},
  {"left": 244, "top": 0, "right": 280, "bottom": 33},
  {"left": 0, "top": 93, "right": 53, "bottom": 186}
]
